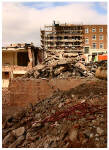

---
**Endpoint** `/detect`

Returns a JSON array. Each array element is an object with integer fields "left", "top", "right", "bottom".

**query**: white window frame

[
  {"left": 92, "top": 35, "right": 96, "bottom": 40},
  {"left": 92, "top": 43, "right": 96, "bottom": 49},
  {"left": 100, "top": 43, "right": 103, "bottom": 49},
  {"left": 92, "top": 28, "right": 96, "bottom": 32},
  {"left": 85, "top": 38, "right": 89, "bottom": 44},
  {"left": 85, "top": 28, "right": 88, "bottom": 33},
  {"left": 99, "top": 27, "right": 103, "bottom": 32},
  {"left": 99, "top": 35, "right": 103, "bottom": 40}
]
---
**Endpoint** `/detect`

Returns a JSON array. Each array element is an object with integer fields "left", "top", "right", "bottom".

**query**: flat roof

[{"left": 2, "top": 48, "right": 27, "bottom": 52}]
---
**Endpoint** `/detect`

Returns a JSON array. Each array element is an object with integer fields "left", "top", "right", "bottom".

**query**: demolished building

[
  {"left": 2, "top": 23, "right": 107, "bottom": 87},
  {"left": 41, "top": 22, "right": 84, "bottom": 53},
  {"left": 2, "top": 43, "right": 44, "bottom": 87}
]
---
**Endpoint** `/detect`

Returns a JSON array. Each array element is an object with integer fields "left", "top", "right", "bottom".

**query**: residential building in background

[{"left": 84, "top": 25, "right": 107, "bottom": 62}]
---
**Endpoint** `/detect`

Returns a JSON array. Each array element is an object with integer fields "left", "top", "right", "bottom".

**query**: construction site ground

[{"left": 2, "top": 77, "right": 107, "bottom": 148}]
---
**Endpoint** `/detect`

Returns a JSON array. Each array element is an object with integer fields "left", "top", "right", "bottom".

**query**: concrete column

[
  {"left": 15, "top": 52, "right": 17, "bottom": 65},
  {"left": 27, "top": 47, "right": 33, "bottom": 68},
  {"left": 32, "top": 49, "right": 35, "bottom": 67}
]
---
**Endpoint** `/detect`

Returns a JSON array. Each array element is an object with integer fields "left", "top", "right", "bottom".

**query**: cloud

[
  {"left": 2, "top": 2, "right": 107, "bottom": 46},
  {"left": 99, "top": 2, "right": 107, "bottom": 10}
]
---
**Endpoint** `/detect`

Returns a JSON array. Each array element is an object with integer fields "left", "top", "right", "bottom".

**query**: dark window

[
  {"left": 17, "top": 52, "right": 29, "bottom": 66},
  {"left": 92, "top": 43, "right": 96, "bottom": 49},
  {"left": 84, "top": 47, "right": 89, "bottom": 54}
]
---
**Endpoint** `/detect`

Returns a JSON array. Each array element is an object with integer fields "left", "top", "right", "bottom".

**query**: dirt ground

[{"left": 2, "top": 78, "right": 107, "bottom": 148}]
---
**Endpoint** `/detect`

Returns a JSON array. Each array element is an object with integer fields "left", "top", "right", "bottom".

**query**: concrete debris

[
  {"left": 12, "top": 127, "right": 25, "bottom": 137},
  {"left": 96, "top": 127, "right": 104, "bottom": 135},
  {"left": 8, "top": 135, "right": 25, "bottom": 148},
  {"left": 75, "top": 62, "right": 87, "bottom": 71},
  {"left": 2, "top": 80, "right": 107, "bottom": 148},
  {"left": 58, "top": 103, "right": 64, "bottom": 108},
  {"left": 23, "top": 59, "right": 93, "bottom": 79},
  {"left": 2, "top": 133, "right": 12, "bottom": 146},
  {"left": 69, "top": 128, "right": 78, "bottom": 142},
  {"left": 22, "top": 49, "right": 107, "bottom": 80}
]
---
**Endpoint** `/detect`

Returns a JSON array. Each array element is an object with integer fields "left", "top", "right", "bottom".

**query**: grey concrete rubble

[{"left": 22, "top": 50, "right": 107, "bottom": 80}]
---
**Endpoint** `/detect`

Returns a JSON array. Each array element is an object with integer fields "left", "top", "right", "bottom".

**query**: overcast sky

[{"left": 2, "top": 2, "right": 107, "bottom": 46}]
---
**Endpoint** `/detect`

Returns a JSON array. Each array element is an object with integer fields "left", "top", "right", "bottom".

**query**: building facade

[
  {"left": 84, "top": 25, "right": 107, "bottom": 62},
  {"left": 41, "top": 22, "right": 107, "bottom": 62}
]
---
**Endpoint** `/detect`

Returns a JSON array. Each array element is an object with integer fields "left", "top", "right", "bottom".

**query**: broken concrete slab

[{"left": 12, "top": 127, "right": 25, "bottom": 137}]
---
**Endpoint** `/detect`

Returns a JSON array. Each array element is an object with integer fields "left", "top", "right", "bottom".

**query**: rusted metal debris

[{"left": 34, "top": 101, "right": 106, "bottom": 124}]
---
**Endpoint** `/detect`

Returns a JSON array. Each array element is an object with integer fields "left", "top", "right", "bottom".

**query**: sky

[{"left": 2, "top": 1, "right": 107, "bottom": 46}]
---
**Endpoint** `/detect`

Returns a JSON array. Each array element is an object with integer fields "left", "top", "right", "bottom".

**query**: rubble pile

[
  {"left": 23, "top": 51, "right": 95, "bottom": 79},
  {"left": 43, "top": 50, "right": 81, "bottom": 65},
  {"left": 2, "top": 80, "right": 107, "bottom": 148}
]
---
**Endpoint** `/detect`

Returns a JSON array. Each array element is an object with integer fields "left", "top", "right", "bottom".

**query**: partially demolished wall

[{"left": 7, "top": 78, "right": 85, "bottom": 107}]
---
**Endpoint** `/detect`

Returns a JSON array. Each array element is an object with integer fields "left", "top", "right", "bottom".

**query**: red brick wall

[
  {"left": 8, "top": 78, "right": 85, "bottom": 107},
  {"left": 8, "top": 79, "right": 54, "bottom": 107},
  {"left": 83, "top": 25, "right": 107, "bottom": 49}
]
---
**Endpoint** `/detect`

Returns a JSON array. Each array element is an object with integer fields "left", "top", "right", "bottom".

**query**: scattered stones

[
  {"left": 83, "top": 130, "right": 90, "bottom": 138},
  {"left": 35, "top": 113, "right": 41, "bottom": 119},
  {"left": 12, "top": 127, "right": 25, "bottom": 137},
  {"left": 29, "top": 142, "right": 36, "bottom": 148},
  {"left": 71, "top": 94, "right": 75, "bottom": 98},
  {"left": 26, "top": 132, "right": 31, "bottom": 140},
  {"left": 95, "top": 137, "right": 99, "bottom": 142},
  {"left": 90, "top": 133, "right": 94, "bottom": 138},
  {"left": 51, "top": 110, "right": 56, "bottom": 114},
  {"left": 2, "top": 80, "right": 107, "bottom": 148},
  {"left": 8, "top": 135, "right": 25, "bottom": 148},
  {"left": 75, "top": 62, "right": 87, "bottom": 71},
  {"left": 97, "top": 127, "right": 104, "bottom": 135},
  {"left": 69, "top": 128, "right": 78, "bottom": 142},
  {"left": 32, "top": 122, "right": 42, "bottom": 128},
  {"left": 58, "top": 103, "right": 64, "bottom": 108},
  {"left": 95, "top": 134, "right": 99, "bottom": 137},
  {"left": 2, "top": 133, "right": 11, "bottom": 145}
]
